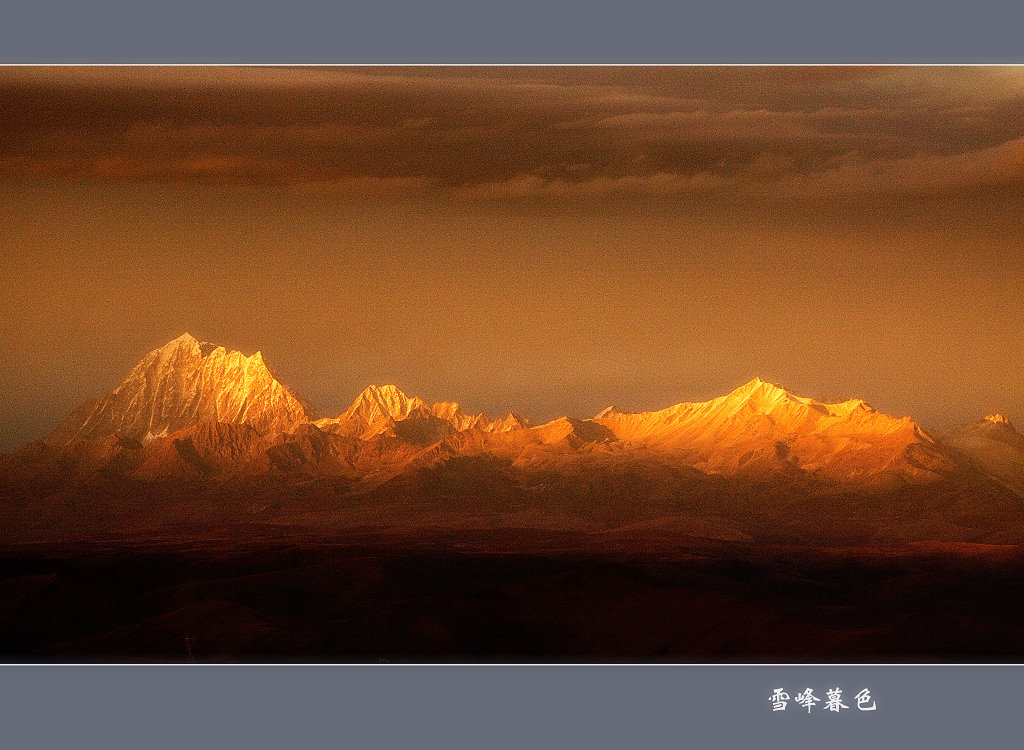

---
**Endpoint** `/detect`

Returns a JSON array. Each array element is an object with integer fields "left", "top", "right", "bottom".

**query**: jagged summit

[
  {"left": 317, "top": 384, "right": 529, "bottom": 439},
  {"left": 45, "top": 334, "right": 319, "bottom": 446},
  {"left": 591, "top": 377, "right": 948, "bottom": 482},
  {"left": 716, "top": 377, "right": 814, "bottom": 415},
  {"left": 941, "top": 414, "right": 1024, "bottom": 497},
  {"left": 719, "top": 378, "right": 874, "bottom": 413},
  {"left": 171, "top": 332, "right": 198, "bottom": 344},
  {"left": 166, "top": 333, "right": 258, "bottom": 362},
  {"left": 985, "top": 414, "right": 1014, "bottom": 428},
  {"left": 944, "top": 414, "right": 1021, "bottom": 444},
  {"left": 344, "top": 384, "right": 429, "bottom": 424},
  {"left": 592, "top": 380, "right": 812, "bottom": 423},
  {"left": 731, "top": 376, "right": 787, "bottom": 396},
  {"left": 492, "top": 412, "right": 531, "bottom": 432}
]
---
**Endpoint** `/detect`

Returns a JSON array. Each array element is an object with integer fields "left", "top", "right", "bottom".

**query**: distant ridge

[
  {"left": 591, "top": 376, "right": 951, "bottom": 482},
  {"left": 19, "top": 334, "right": 1012, "bottom": 491}
]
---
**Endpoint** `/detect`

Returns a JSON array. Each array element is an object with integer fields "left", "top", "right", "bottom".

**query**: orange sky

[{"left": 1, "top": 67, "right": 1023, "bottom": 449}]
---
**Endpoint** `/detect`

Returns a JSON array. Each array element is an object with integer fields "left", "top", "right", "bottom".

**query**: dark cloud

[{"left": 2, "top": 67, "right": 1024, "bottom": 201}]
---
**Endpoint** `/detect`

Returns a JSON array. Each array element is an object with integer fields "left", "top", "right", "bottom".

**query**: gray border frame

[
  {"left": 0, "top": 663, "right": 1019, "bottom": 749},
  {"left": 3, "top": 0, "right": 1024, "bottom": 63},
  {"left": 3, "top": 1, "right": 1024, "bottom": 746}
]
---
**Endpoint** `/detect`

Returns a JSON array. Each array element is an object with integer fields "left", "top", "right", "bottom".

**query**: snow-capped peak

[
  {"left": 172, "top": 332, "right": 198, "bottom": 344},
  {"left": 344, "top": 384, "right": 427, "bottom": 422},
  {"left": 986, "top": 414, "right": 1013, "bottom": 427},
  {"left": 726, "top": 377, "right": 798, "bottom": 403},
  {"left": 45, "top": 334, "right": 318, "bottom": 446}
]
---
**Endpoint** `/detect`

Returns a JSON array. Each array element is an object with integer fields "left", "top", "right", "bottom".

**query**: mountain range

[{"left": 3, "top": 333, "right": 1024, "bottom": 545}]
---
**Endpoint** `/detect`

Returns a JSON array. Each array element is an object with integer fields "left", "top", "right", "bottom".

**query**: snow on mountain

[
  {"left": 27, "top": 336, "right": 993, "bottom": 490},
  {"left": 316, "top": 384, "right": 530, "bottom": 441},
  {"left": 45, "top": 333, "right": 319, "bottom": 446},
  {"left": 591, "top": 377, "right": 956, "bottom": 482},
  {"left": 941, "top": 415, "right": 1024, "bottom": 497}
]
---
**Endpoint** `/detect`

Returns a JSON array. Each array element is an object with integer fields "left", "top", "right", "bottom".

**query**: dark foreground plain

[{"left": 3, "top": 532, "right": 1024, "bottom": 662}]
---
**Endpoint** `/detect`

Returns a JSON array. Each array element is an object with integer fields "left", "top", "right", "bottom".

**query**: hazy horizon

[{"left": 2, "top": 66, "right": 1023, "bottom": 449}]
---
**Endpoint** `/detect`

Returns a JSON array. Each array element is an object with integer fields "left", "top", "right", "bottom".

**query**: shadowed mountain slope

[{"left": 4, "top": 335, "right": 1023, "bottom": 545}]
